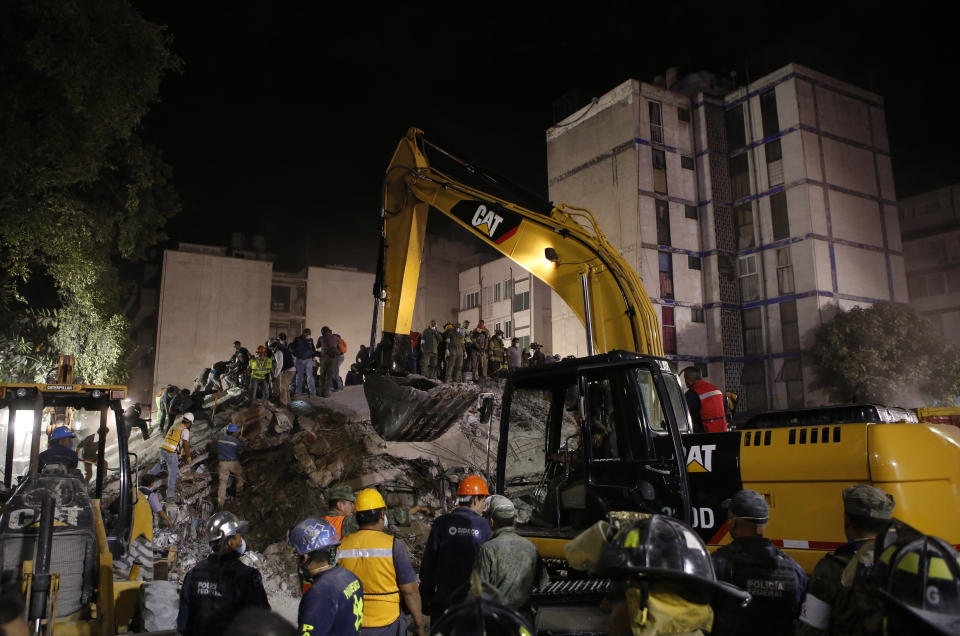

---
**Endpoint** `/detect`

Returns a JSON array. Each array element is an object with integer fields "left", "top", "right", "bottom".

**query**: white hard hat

[{"left": 182, "top": 412, "right": 195, "bottom": 422}]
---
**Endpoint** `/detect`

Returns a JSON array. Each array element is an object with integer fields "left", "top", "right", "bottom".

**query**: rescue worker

[
  {"left": 324, "top": 485, "right": 431, "bottom": 539},
  {"left": 269, "top": 339, "right": 284, "bottom": 399},
  {"left": 469, "top": 320, "right": 490, "bottom": 381},
  {"left": 530, "top": 342, "right": 545, "bottom": 366},
  {"left": 292, "top": 328, "right": 317, "bottom": 396},
  {"left": 419, "top": 475, "right": 492, "bottom": 622},
  {"left": 278, "top": 334, "right": 297, "bottom": 405},
  {"left": 249, "top": 345, "right": 273, "bottom": 403},
  {"left": 796, "top": 484, "right": 895, "bottom": 635},
  {"left": 217, "top": 420, "right": 245, "bottom": 508},
  {"left": 155, "top": 384, "right": 179, "bottom": 433},
  {"left": 444, "top": 322, "right": 464, "bottom": 383},
  {"left": 472, "top": 494, "right": 547, "bottom": 613},
  {"left": 178, "top": 511, "right": 270, "bottom": 636},
  {"left": 428, "top": 574, "right": 535, "bottom": 636},
  {"left": 586, "top": 515, "right": 749, "bottom": 636},
  {"left": 487, "top": 329, "right": 505, "bottom": 375},
  {"left": 38, "top": 426, "right": 78, "bottom": 472},
  {"left": 77, "top": 424, "right": 109, "bottom": 483},
  {"left": 506, "top": 337, "right": 522, "bottom": 373},
  {"left": 337, "top": 489, "right": 426, "bottom": 636},
  {"left": 710, "top": 489, "right": 806, "bottom": 635},
  {"left": 289, "top": 517, "right": 364, "bottom": 636},
  {"left": 876, "top": 530, "right": 960, "bottom": 636},
  {"left": 122, "top": 402, "right": 150, "bottom": 441},
  {"left": 317, "top": 326, "right": 343, "bottom": 398},
  {"left": 147, "top": 411, "right": 193, "bottom": 500},
  {"left": 420, "top": 320, "right": 441, "bottom": 379},
  {"left": 682, "top": 366, "right": 727, "bottom": 433},
  {"left": 140, "top": 474, "right": 174, "bottom": 529}
]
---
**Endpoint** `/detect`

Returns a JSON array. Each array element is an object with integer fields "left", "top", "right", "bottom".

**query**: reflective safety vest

[
  {"left": 324, "top": 514, "right": 346, "bottom": 538},
  {"left": 692, "top": 380, "right": 727, "bottom": 432},
  {"left": 160, "top": 422, "right": 187, "bottom": 455},
  {"left": 249, "top": 357, "right": 273, "bottom": 380},
  {"left": 337, "top": 530, "right": 399, "bottom": 628}
]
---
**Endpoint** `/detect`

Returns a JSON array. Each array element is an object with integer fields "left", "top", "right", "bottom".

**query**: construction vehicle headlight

[
  {"left": 544, "top": 247, "right": 559, "bottom": 263},
  {"left": 91, "top": 390, "right": 103, "bottom": 398},
  {"left": 15, "top": 388, "right": 28, "bottom": 398}
]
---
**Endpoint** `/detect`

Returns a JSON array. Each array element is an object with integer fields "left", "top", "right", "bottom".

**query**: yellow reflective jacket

[{"left": 338, "top": 530, "right": 399, "bottom": 627}]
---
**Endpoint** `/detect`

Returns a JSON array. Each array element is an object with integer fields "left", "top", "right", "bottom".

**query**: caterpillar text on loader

[
  {"left": 0, "top": 356, "right": 156, "bottom": 634},
  {"left": 367, "top": 128, "right": 960, "bottom": 574}
]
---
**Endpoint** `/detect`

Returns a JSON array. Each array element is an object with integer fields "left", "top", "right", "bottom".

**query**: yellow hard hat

[{"left": 355, "top": 488, "right": 386, "bottom": 512}]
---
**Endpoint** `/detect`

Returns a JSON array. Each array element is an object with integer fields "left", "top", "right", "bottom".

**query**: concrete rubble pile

[{"left": 143, "top": 381, "right": 508, "bottom": 619}]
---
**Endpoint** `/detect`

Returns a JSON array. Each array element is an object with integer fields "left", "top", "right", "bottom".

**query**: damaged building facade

[{"left": 546, "top": 63, "right": 907, "bottom": 413}]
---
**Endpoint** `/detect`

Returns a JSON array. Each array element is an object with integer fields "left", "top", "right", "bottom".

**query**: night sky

[{"left": 133, "top": 2, "right": 956, "bottom": 273}]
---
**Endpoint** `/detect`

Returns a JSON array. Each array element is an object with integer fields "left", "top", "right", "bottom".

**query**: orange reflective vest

[
  {"left": 324, "top": 514, "right": 346, "bottom": 538},
  {"left": 337, "top": 530, "right": 399, "bottom": 628},
  {"left": 692, "top": 380, "right": 727, "bottom": 432}
]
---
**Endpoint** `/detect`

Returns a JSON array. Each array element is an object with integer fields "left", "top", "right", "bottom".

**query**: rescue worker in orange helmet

[
  {"left": 418, "top": 474, "right": 492, "bottom": 623},
  {"left": 337, "top": 489, "right": 425, "bottom": 636}
]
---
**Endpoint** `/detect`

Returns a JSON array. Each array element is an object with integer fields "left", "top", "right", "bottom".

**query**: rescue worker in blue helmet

[
  {"left": 217, "top": 419, "right": 245, "bottom": 509},
  {"left": 38, "top": 426, "right": 78, "bottom": 472},
  {"left": 289, "top": 517, "right": 364, "bottom": 636}
]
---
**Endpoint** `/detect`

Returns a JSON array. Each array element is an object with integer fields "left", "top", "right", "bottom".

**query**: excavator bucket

[{"left": 364, "top": 375, "right": 481, "bottom": 442}]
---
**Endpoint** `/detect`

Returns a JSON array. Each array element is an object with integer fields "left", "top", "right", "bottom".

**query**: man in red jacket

[{"left": 682, "top": 367, "right": 728, "bottom": 433}]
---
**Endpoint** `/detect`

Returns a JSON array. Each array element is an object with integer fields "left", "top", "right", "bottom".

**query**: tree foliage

[
  {"left": 809, "top": 302, "right": 960, "bottom": 406},
  {"left": 0, "top": 0, "right": 181, "bottom": 383}
]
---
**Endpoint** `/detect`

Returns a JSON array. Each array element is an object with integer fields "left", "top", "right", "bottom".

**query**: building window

[
  {"left": 776, "top": 247, "right": 795, "bottom": 295},
  {"left": 771, "top": 191, "right": 790, "bottom": 241},
  {"left": 495, "top": 322, "right": 501, "bottom": 335},
  {"left": 649, "top": 101, "right": 664, "bottom": 144},
  {"left": 463, "top": 291, "right": 481, "bottom": 309},
  {"left": 662, "top": 306, "right": 677, "bottom": 354},
  {"left": 505, "top": 320, "right": 512, "bottom": 338},
  {"left": 659, "top": 252, "right": 674, "bottom": 300},
  {"left": 739, "top": 254, "right": 759, "bottom": 301},
  {"left": 519, "top": 335, "right": 530, "bottom": 350},
  {"left": 766, "top": 139, "right": 784, "bottom": 186},
  {"left": 513, "top": 291, "right": 530, "bottom": 312},
  {"left": 725, "top": 104, "right": 746, "bottom": 151},
  {"left": 656, "top": 199, "right": 671, "bottom": 245},
  {"left": 685, "top": 204, "right": 698, "bottom": 220},
  {"left": 777, "top": 358, "right": 803, "bottom": 407},
  {"left": 780, "top": 299, "right": 800, "bottom": 351},
  {"left": 271, "top": 285, "right": 291, "bottom": 313},
  {"left": 741, "top": 361, "right": 767, "bottom": 411},
  {"left": 652, "top": 149, "right": 667, "bottom": 194},
  {"left": 688, "top": 255, "right": 701, "bottom": 270},
  {"left": 729, "top": 153, "right": 750, "bottom": 201},
  {"left": 760, "top": 89, "right": 779, "bottom": 138},
  {"left": 742, "top": 307, "right": 763, "bottom": 355},
  {"left": 681, "top": 156, "right": 695, "bottom": 170},
  {"left": 691, "top": 306, "right": 705, "bottom": 323},
  {"left": 948, "top": 268, "right": 960, "bottom": 293},
  {"left": 494, "top": 283, "right": 501, "bottom": 301},
  {"left": 736, "top": 203, "right": 755, "bottom": 250},
  {"left": 504, "top": 279, "right": 513, "bottom": 298},
  {"left": 678, "top": 107, "right": 691, "bottom": 122}
]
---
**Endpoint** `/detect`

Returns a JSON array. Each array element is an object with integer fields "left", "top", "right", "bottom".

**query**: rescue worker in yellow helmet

[
  {"left": 337, "top": 488, "right": 426, "bottom": 636},
  {"left": 147, "top": 411, "right": 193, "bottom": 500}
]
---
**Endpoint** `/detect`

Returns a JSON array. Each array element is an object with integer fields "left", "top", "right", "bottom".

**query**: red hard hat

[
  {"left": 257, "top": 345, "right": 266, "bottom": 354},
  {"left": 458, "top": 475, "right": 490, "bottom": 496}
]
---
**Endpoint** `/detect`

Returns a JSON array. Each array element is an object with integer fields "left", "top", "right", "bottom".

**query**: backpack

[{"left": 338, "top": 336, "right": 348, "bottom": 354}]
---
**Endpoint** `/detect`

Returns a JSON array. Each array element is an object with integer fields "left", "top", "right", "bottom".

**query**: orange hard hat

[
  {"left": 457, "top": 475, "right": 490, "bottom": 496},
  {"left": 257, "top": 345, "right": 267, "bottom": 354}
]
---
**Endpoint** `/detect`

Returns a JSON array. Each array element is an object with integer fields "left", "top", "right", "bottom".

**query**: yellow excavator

[
  {"left": 0, "top": 356, "right": 156, "bottom": 634},
  {"left": 369, "top": 128, "right": 960, "bottom": 576}
]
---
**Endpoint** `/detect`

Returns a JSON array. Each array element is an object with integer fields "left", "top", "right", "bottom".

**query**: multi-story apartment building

[
  {"left": 547, "top": 63, "right": 906, "bottom": 413},
  {"left": 457, "top": 257, "right": 552, "bottom": 352},
  {"left": 900, "top": 184, "right": 960, "bottom": 346}
]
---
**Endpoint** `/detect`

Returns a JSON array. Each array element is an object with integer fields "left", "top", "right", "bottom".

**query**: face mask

[
  {"left": 236, "top": 537, "right": 246, "bottom": 555},
  {"left": 382, "top": 515, "right": 389, "bottom": 529}
]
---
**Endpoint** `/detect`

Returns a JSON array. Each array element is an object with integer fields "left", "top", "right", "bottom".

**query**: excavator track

[{"left": 364, "top": 375, "right": 481, "bottom": 442}]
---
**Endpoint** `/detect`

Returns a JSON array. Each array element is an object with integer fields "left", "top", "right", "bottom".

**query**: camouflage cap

[
  {"left": 843, "top": 484, "right": 895, "bottom": 519},
  {"left": 327, "top": 485, "right": 356, "bottom": 503},
  {"left": 722, "top": 489, "right": 768, "bottom": 522},
  {"left": 484, "top": 494, "right": 516, "bottom": 522}
]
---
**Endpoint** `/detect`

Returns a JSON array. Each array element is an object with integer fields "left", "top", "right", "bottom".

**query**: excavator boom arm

[{"left": 377, "top": 127, "right": 662, "bottom": 365}]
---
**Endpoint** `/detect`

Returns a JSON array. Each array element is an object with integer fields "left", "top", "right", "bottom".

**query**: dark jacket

[
  {"left": 177, "top": 553, "right": 270, "bottom": 636},
  {"left": 38, "top": 444, "right": 78, "bottom": 471},
  {"left": 711, "top": 536, "right": 807, "bottom": 636},
  {"left": 298, "top": 566, "right": 363, "bottom": 636},
  {"left": 419, "top": 507, "right": 492, "bottom": 611},
  {"left": 291, "top": 335, "right": 316, "bottom": 360}
]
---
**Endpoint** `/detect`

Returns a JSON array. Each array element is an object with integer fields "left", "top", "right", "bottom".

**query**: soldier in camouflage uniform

[
  {"left": 420, "top": 320, "right": 441, "bottom": 379},
  {"left": 487, "top": 330, "right": 505, "bottom": 375},
  {"left": 796, "top": 484, "right": 895, "bottom": 635},
  {"left": 472, "top": 495, "right": 549, "bottom": 613},
  {"left": 323, "top": 485, "right": 432, "bottom": 538}
]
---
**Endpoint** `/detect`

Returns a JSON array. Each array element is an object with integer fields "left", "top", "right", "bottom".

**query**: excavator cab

[
  {"left": 496, "top": 351, "right": 693, "bottom": 556},
  {"left": 0, "top": 360, "right": 149, "bottom": 634}
]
